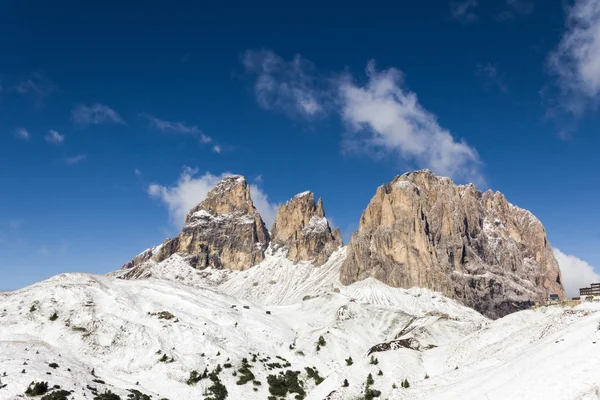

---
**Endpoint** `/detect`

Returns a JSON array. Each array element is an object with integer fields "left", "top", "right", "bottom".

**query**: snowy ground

[{"left": 1, "top": 249, "right": 599, "bottom": 399}]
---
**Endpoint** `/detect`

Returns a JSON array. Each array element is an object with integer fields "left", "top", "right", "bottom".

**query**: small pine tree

[
  {"left": 377, "top": 369, "right": 383, "bottom": 376},
  {"left": 49, "top": 312, "right": 58, "bottom": 321},
  {"left": 316, "top": 344, "right": 321, "bottom": 352},
  {"left": 345, "top": 356, "right": 353, "bottom": 366},
  {"left": 366, "top": 373, "right": 374, "bottom": 387},
  {"left": 402, "top": 378, "right": 410, "bottom": 388},
  {"left": 343, "top": 378, "right": 349, "bottom": 387},
  {"left": 392, "top": 383, "right": 397, "bottom": 389},
  {"left": 317, "top": 335, "right": 326, "bottom": 347},
  {"left": 369, "top": 355, "right": 379, "bottom": 365}
]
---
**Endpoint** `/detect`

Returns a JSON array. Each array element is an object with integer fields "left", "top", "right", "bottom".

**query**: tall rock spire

[
  {"left": 124, "top": 175, "right": 269, "bottom": 271},
  {"left": 271, "top": 191, "right": 342, "bottom": 265}
]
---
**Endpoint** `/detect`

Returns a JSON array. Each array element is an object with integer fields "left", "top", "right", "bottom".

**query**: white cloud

[
  {"left": 143, "top": 114, "right": 203, "bottom": 135},
  {"left": 338, "top": 61, "right": 482, "bottom": 183},
  {"left": 148, "top": 168, "right": 278, "bottom": 228},
  {"left": 450, "top": 0, "right": 478, "bottom": 22},
  {"left": 248, "top": 185, "right": 278, "bottom": 229},
  {"left": 243, "top": 50, "right": 483, "bottom": 183},
  {"left": 554, "top": 248, "right": 600, "bottom": 298},
  {"left": 243, "top": 49, "right": 325, "bottom": 117},
  {"left": 142, "top": 114, "right": 218, "bottom": 149},
  {"left": 134, "top": 169, "right": 142, "bottom": 177},
  {"left": 45, "top": 129, "right": 65, "bottom": 145},
  {"left": 15, "top": 128, "right": 31, "bottom": 141},
  {"left": 548, "top": 0, "right": 600, "bottom": 115},
  {"left": 66, "top": 154, "right": 86, "bottom": 165},
  {"left": 71, "top": 103, "right": 124, "bottom": 125}
]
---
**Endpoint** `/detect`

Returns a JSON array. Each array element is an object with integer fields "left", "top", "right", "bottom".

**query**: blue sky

[{"left": 1, "top": 0, "right": 600, "bottom": 292}]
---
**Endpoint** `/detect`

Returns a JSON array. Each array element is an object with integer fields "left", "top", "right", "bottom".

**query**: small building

[
  {"left": 579, "top": 283, "right": 600, "bottom": 300},
  {"left": 548, "top": 293, "right": 560, "bottom": 303}
]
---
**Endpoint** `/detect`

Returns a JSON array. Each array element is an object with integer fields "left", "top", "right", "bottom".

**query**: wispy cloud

[
  {"left": 243, "top": 49, "right": 326, "bottom": 118},
  {"left": 66, "top": 154, "right": 86, "bottom": 165},
  {"left": 45, "top": 129, "right": 65, "bottom": 145},
  {"left": 554, "top": 248, "right": 600, "bottom": 298},
  {"left": 450, "top": 0, "right": 478, "bottom": 23},
  {"left": 142, "top": 114, "right": 210, "bottom": 140},
  {"left": 142, "top": 114, "right": 221, "bottom": 150},
  {"left": 547, "top": 0, "right": 600, "bottom": 116},
  {"left": 134, "top": 168, "right": 143, "bottom": 177},
  {"left": 15, "top": 72, "right": 56, "bottom": 105},
  {"left": 71, "top": 103, "right": 125, "bottom": 125},
  {"left": 148, "top": 168, "right": 279, "bottom": 228},
  {"left": 15, "top": 128, "right": 31, "bottom": 141},
  {"left": 242, "top": 50, "right": 483, "bottom": 183},
  {"left": 339, "top": 61, "right": 483, "bottom": 184},
  {"left": 476, "top": 63, "right": 508, "bottom": 92}
]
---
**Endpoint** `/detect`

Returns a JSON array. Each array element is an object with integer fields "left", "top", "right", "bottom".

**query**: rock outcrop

[
  {"left": 340, "top": 170, "right": 565, "bottom": 319},
  {"left": 123, "top": 175, "right": 270, "bottom": 271},
  {"left": 270, "top": 191, "right": 342, "bottom": 265}
]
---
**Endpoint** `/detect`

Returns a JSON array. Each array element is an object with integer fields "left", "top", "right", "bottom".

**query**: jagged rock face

[
  {"left": 124, "top": 175, "right": 269, "bottom": 271},
  {"left": 340, "top": 170, "right": 565, "bottom": 319},
  {"left": 270, "top": 191, "right": 342, "bottom": 265}
]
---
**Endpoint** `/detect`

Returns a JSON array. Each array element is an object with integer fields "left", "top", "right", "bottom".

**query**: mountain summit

[
  {"left": 123, "top": 175, "right": 269, "bottom": 272},
  {"left": 340, "top": 170, "right": 565, "bottom": 318},
  {"left": 271, "top": 191, "right": 342, "bottom": 265}
]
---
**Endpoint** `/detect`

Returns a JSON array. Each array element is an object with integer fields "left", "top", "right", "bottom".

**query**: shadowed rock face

[
  {"left": 124, "top": 175, "right": 270, "bottom": 271},
  {"left": 340, "top": 170, "right": 565, "bottom": 319},
  {"left": 270, "top": 191, "right": 342, "bottom": 265}
]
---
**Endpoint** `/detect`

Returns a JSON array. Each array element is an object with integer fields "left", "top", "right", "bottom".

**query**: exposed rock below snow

[
  {"left": 271, "top": 191, "right": 342, "bottom": 265},
  {"left": 340, "top": 169, "right": 565, "bottom": 319},
  {"left": 123, "top": 175, "right": 270, "bottom": 271}
]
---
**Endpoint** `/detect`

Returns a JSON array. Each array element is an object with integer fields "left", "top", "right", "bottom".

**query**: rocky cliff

[
  {"left": 124, "top": 175, "right": 270, "bottom": 271},
  {"left": 340, "top": 170, "right": 565, "bottom": 319},
  {"left": 270, "top": 191, "right": 342, "bottom": 265}
]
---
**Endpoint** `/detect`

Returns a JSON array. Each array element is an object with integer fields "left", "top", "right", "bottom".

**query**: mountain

[
  {"left": 340, "top": 170, "right": 565, "bottom": 319},
  {"left": 122, "top": 175, "right": 269, "bottom": 273},
  {"left": 123, "top": 171, "right": 564, "bottom": 319},
  {"left": 270, "top": 191, "right": 342, "bottom": 266},
  {"left": 0, "top": 171, "right": 594, "bottom": 400}
]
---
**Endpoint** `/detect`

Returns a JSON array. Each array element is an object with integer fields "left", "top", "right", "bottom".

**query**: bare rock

[
  {"left": 340, "top": 170, "right": 565, "bottom": 319},
  {"left": 123, "top": 175, "right": 269, "bottom": 271},
  {"left": 271, "top": 191, "right": 342, "bottom": 265}
]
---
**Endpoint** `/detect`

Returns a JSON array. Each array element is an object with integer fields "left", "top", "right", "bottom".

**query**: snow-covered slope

[{"left": 1, "top": 250, "right": 598, "bottom": 400}]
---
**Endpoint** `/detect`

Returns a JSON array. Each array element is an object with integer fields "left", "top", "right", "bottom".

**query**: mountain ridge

[{"left": 122, "top": 170, "right": 564, "bottom": 319}]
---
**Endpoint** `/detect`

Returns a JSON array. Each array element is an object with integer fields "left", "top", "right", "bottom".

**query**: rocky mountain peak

[
  {"left": 185, "top": 174, "right": 255, "bottom": 221},
  {"left": 123, "top": 174, "right": 270, "bottom": 272},
  {"left": 341, "top": 170, "right": 565, "bottom": 319},
  {"left": 271, "top": 191, "right": 342, "bottom": 265}
]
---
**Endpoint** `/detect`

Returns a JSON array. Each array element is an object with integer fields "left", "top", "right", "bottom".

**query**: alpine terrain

[{"left": 1, "top": 171, "right": 598, "bottom": 400}]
